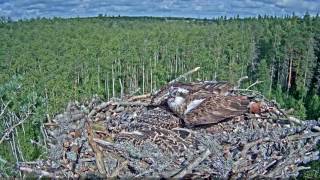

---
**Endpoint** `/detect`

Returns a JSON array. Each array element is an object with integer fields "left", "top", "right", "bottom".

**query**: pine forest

[{"left": 0, "top": 15, "right": 320, "bottom": 177}]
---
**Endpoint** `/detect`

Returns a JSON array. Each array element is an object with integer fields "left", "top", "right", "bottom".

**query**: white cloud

[{"left": 0, "top": 0, "right": 319, "bottom": 20}]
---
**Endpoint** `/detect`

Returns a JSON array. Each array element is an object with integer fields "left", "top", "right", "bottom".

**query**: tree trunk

[{"left": 287, "top": 57, "right": 293, "bottom": 94}]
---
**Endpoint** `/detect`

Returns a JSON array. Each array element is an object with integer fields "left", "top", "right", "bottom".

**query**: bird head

[{"left": 249, "top": 101, "right": 268, "bottom": 114}]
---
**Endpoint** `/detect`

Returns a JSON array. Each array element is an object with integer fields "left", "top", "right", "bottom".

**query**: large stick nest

[{"left": 18, "top": 78, "right": 320, "bottom": 179}]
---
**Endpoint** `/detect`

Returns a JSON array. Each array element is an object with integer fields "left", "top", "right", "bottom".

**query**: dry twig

[
  {"left": 0, "top": 112, "right": 30, "bottom": 145},
  {"left": 172, "top": 149, "right": 211, "bottom": 178},
  {"left": 169, "top": 67, "right": 200, "bottom": 84},
  {"left": 19, "top": 166, "right": 60, "bottom": 178},
  {"left": 246, "top": 80, "right": 264, "bottom": 90}
]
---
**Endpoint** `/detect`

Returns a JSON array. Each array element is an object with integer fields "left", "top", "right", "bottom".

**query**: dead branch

[
  {"left": 246, "top": 80, "right": 264, "bottom": 90},
  {"left": 129, "top": 88, "right": 141, "bottom": 96},
  {"left": 19, "top": 166, "right": 60, "bottom": 178},
  {"left": 287, "top": 116, "right": 304, "bottom": 125},
  {"left": 111, "top": 101, "right": 149, "bottom": 107},
  {"left": 232, "top": 88, "right": 262, "bottom": 94},
  {"left": 128, "top": 93, "right": 151, "bottom": 101},
  {"left": 110, "top": 160, "right": 128, "bottom": 177},
  {"left": 0, "top": 112, "right": 30, "bottom": 145},
  {"left": 19, "top": 80, "right": 320, "bottom": 179},
  {"left": 93, "top": 138, "right": 115, "bottom": 147},
  {"left": 235, "top": 76, "right": 248, "bottom": 89},
  {"left": 172, "top": 149, "right": 211, "bottom": 178},
  {"left": 271, "top": 100, "right": 289, "bottom": 118},
  {"left": 86, "top": 121, "right": 107, "bottom": 175},
  {"left": 169, "top": 67, "right": 200, "bottom": 84},
  {"left": 287, "top": 132, "right": 320, "bottom": 141},
  {"left": 43, "top": 122, "right": 59, "bottom": 127},
  {"left": 172, "top": 127, "right": 196, "bottom": 134},
  {"left": 312, "top": 126, "right": 320, "bottom": 132},
  {"left": 241, "top": 138, "right": 271, "bottom": 157},
  {"left": 88, "top": 101, "right": 113, "bottom": 118},
  {"left": 0, "top": 100, "right": 11, "bottom": 118}
]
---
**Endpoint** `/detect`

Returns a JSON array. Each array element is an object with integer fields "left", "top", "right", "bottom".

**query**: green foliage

[
  {"left": 0, "top": 15, "right": 320, "bottom": 177},
  {"left": 306, "top": 94, "right": 320, "bottom": 119}
]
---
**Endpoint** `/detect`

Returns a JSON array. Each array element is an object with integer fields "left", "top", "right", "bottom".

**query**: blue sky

[{"left": 0, "top": 0, "right": 319, "bottom": 20}]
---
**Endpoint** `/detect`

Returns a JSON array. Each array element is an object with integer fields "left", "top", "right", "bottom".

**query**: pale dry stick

[
  {"left": 129, "top": 88, "right": 141, "bottom": 96},
  {"left": 240, "top": 137, "right": 271, "bottom": 158},
  {"left": 19, "top": 161, "right": 41, "bottom": 165},
  {"left": 172, "top": 127, "right": 197, "bottom": 135},
  {"left": 8, "top": 131, "right": 21, "bottom": 177},
  {"left": 14, "top": 126, "right": 25, "bottom": 162},
  {"left": 0, "top": 112, "right": 30, "bottom": 145},
  {"left": 271, "top": 100, "right": 290, "bottom": 119},
  {"left": 110, "top": 160, "right": 128, "bottom": 177},
  {"left": 8, "top": 116, "right": 20, "bottom": 164},
  {"left": 40, "top": 124, "right": 48, "bottom": 147},
  {"left": 86, "top": 121, "right": 107, "bottom": 175},
  {"left": 248, "top": 116, "right": 301, "bottom": 125},
  {"left": 287, "top": 132, "right": 320, "bottom": 141},
  {"left": 0, "top": 100, "right": 11, "bottom": 118},
  {"left": 287, "top": 116, "right": 304, "bottom": 125},
  {"left": 46, "top": 114, "right": 52, "bottom": 124},
  {"left": 21, "top": 122, "right": 26, "bottom": 136},
  {"left": 137, "top": 161, "right": 173, "bottom": 178},
  {"left": 111, "top": 101, "right": 149, "bottom": 107},
  {"left": 267, "top": 114, "right": 305, "bottom": 126},
  {"left": 233, "top": 88, "right": 262, "bottom": 95},
  {"left": 79, "top": 158, "right": 96, "bottom": 162},
  {"left": 285, "top": 108, "right": 295, "bottom": 114},
  {"left": 234, "top": 76, "right": 248, "bottom": 89},
  {"left": 93, "top": 138, "right": 115, "bottom": 147},
  {"left": 169, "top": 67, "right": 200, "bottom": 85},
  {"left": 13, "top": 112, "right": 26, "bottom": 136},
  {"left": 88, "top": 101, "right": 113, "bottom": 118},
  {"left": 313, "top": 126, "right": 320, "bottom": 132},
  {"left": 19, "top": 167, "right": 60, "bottom": 178},
  {"left": 128, "top": 93, "right": 151, "bottom": 101},
  {"left": 246, "top": 80, "right": 264, "bottom": 90},
  {"left": 298, "top": 166, "right": 311, "bottom": 171},
  {"left": 135, "top": 168, "right": 156, "bottom": 178},
  {"left": 172, "top": 149, "right": 211, "bottom": 178}
]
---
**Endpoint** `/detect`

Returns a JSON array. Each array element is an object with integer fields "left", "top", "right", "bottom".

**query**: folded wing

[{"left": 184, "top": 95, "right": 250, "bottom": 127}]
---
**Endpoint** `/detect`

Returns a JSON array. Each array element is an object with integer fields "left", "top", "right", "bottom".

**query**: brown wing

[
  {"left": 183, "top": 95, "right": 250, "bottom": 127},
  {"left": 202, "top": 81, "right": 234, "bottom": 95}
]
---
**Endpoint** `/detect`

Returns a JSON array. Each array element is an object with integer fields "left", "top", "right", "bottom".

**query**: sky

[{"left": 0, "top": 0, "right": 319, "bottom": 20}]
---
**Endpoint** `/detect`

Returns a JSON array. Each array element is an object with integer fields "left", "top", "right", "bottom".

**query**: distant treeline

[{"left": 0, "top": 14, "right": 319, "bottom": 177}]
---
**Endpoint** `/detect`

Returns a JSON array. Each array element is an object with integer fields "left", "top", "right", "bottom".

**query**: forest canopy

[{"left": 0, "top": 15, "right": 320, "bottom": 177}]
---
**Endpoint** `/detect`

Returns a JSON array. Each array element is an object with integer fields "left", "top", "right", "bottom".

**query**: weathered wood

[
  {"left": 17, "top": 80, "right": 320, "bottom": 179},
  {"left": 169, "top": 67, "right": 200, "bottom": 84}
]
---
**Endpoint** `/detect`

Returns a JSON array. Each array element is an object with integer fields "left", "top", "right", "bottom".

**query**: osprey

[{"left": 151, "top": 81, "right": 250, "bottom": 127}]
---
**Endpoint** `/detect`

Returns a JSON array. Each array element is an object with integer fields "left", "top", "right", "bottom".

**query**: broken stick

[
  {"left": 172, "top": 149, "right": 211, "bottom": 178},
  {"left": 169, "top": 67, "right": 200, "bottom": 84}
]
